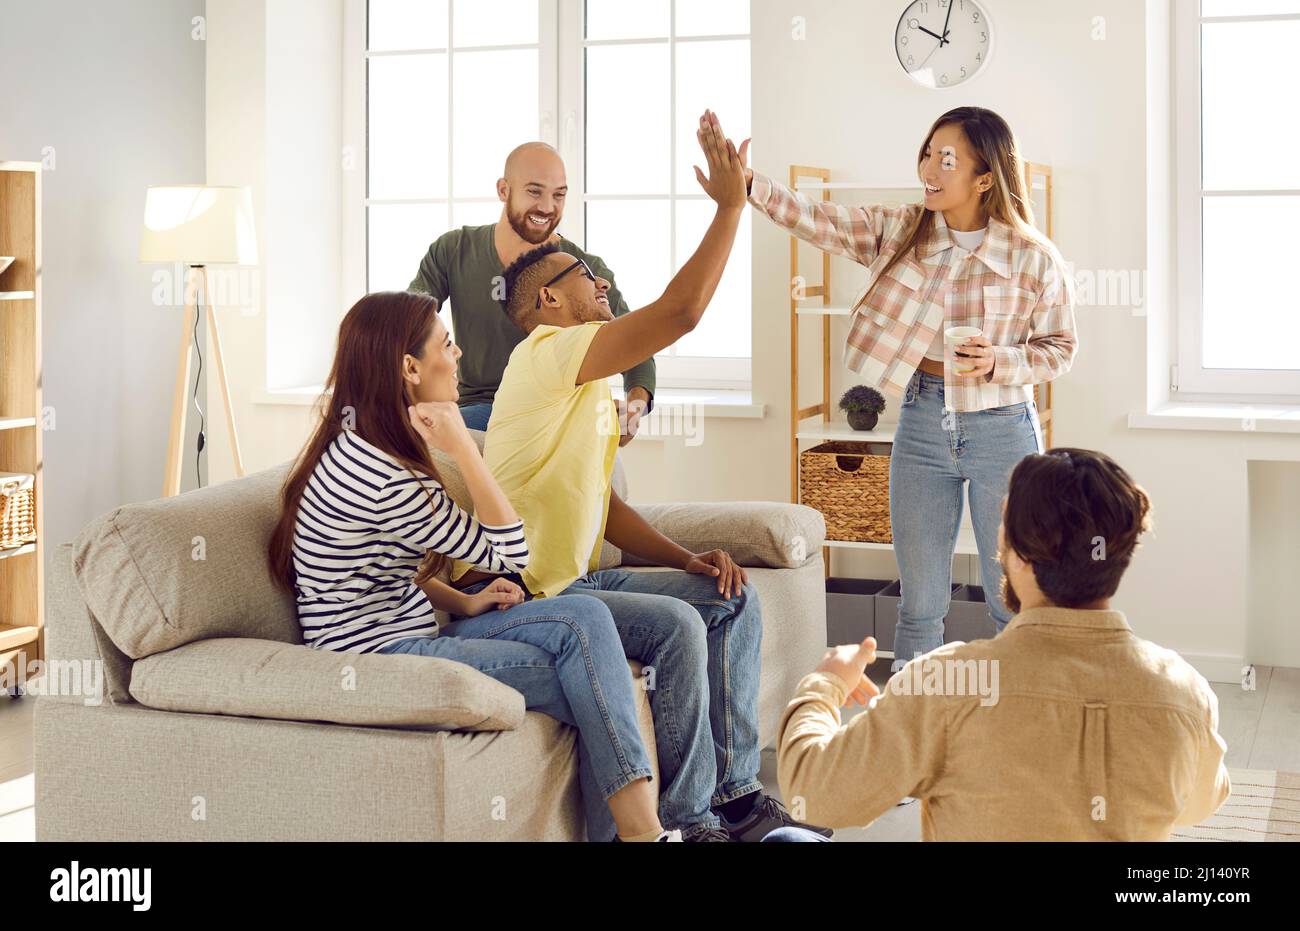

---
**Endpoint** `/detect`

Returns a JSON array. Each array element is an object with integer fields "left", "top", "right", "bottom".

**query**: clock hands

[{"left": 913, "top": 2, "right": 955, "bottom": 54}]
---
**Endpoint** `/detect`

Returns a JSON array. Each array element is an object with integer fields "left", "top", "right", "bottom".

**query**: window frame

[
  {"left": 1173, "top": 1, "right": 1300, "bottom": 400},
  {"left": 342, "top": 0, "right": 753, "bottom": 393},
  {"left": 574, "top": 2, "right": 753, "bottom": 390}
]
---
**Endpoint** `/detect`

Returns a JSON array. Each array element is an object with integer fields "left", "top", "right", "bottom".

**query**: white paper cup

[{"left": 944, "top": 326, "right": 982, "bottom": 375}]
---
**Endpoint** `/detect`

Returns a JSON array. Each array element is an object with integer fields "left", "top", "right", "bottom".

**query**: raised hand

[
  {"left": 692, "top": 109, "right": 747, "bottom": 209},
  {"left": 815, "top": 636, "right": 882, "bottom": 707}
]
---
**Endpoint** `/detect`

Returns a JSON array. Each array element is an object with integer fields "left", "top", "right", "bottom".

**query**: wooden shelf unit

[
  {"left": 0, "top": 161, "right": 44, "bottom": 682},
  {"left": 787, "top": 162, "right": 1056, "bottom": 566}
]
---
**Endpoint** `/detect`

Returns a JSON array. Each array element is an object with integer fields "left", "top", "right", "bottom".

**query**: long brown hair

[
  {"left": 866, "top": 106, "right": 1056, "bottom": 300},
  {"left": 267, "top": 290, "right": 450, "bottom": 592}
]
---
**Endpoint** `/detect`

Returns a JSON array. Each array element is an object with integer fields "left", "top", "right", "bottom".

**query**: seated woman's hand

[
  {"left": 461, "top": 577, "right": 526, "bottom": 616},
  {"left": 408, "top": 401, "right": 475, "bottom": 457}
]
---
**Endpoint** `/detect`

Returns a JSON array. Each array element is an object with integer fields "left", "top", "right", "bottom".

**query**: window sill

[
  {"left": 1128, "top": 400, "right": 1300, "bottom": 435},
  {"left": 622, "top": 386, "right": 765, "bottom": 420},
  {"left": 254, "top": 385, "right": 767, "bottom": 420},
  {"left": 254, "top": 386, "right": 328, "bottom": 407}
]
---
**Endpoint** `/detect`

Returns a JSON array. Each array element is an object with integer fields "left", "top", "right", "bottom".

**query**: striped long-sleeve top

[{"left": 291, "top": 427, "right": 529, "bottom": 654}]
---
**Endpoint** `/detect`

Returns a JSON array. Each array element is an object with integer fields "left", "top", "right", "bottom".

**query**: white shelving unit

[{"left": 786, "top": 166, "right": 921, "bottom": 563}]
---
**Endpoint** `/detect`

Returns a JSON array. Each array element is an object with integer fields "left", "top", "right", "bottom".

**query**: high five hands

[{"left": 693, "top": 109, "right": 750, "bottom": 208}]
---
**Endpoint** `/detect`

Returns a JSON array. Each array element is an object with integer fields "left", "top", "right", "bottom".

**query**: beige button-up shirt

[{"left": 777, "top": 606, "right": 1231, "bottom": 840}]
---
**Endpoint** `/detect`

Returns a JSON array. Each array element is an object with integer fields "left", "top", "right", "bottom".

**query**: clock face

[{"left": 895, "top": 0, "right": 994, "bottom": 89}]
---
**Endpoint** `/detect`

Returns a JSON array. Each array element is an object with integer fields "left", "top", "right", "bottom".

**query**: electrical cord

[{"left": 191, "top": 269, "right": 207, "bottom": 490}]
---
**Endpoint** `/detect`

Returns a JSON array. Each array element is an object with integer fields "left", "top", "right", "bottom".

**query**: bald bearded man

[{"left": 408, "top": 142, "right": 656, "bottom": 440}]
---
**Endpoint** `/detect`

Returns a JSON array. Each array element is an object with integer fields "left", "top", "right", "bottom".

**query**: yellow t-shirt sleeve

[{"left": 532, "top": 321, "right": 605, "bottom": 396}]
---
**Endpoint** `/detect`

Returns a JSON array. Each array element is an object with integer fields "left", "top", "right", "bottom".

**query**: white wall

[
  {"left": 206, "top": 0, "right": 1299, "bottom": 676},
  {"left": 0, "top": 0, "right": 206, "bottom": 561},
  {"left": 204, "top": 0, "right": 345, "bottom": 481}
]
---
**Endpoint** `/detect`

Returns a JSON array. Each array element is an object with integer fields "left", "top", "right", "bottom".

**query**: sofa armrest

[
  {"left": 129, "top": 637, "right": 524, "bottom": 732},
  {"left": 623, "top": 502, "right": 826, "bottom": 569}
]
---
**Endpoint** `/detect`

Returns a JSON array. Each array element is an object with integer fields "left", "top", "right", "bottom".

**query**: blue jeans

[
  {"left": 460, "top": 567, "right": 764, "bottom": 839},
  {"left": 888, "top": 369, "right": 1043, "bottom": 672},
  {"left": 375, "top": 592, "right": 654, "bottom": 841},
  {"left": 459, "top": 403, "right": 493, "bottom": 431}
]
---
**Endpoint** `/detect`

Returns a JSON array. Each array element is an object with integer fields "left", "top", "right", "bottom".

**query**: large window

[
  {"left": 1175, "top": 0, "right": 1300, "bottom": 399},
  {"left": 364, "top": 0, "right": 552, "bottom": 295},
  {"left": 355, "top": 0, "right": 752, "bottom": 389},
  {"left": 581, "top": 0, "right": 751, "bottom": 386}
]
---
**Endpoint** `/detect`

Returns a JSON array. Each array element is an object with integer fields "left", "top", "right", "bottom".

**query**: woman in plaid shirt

[{"left": 718, "top": 106, "right": 1077, "bottom": 671}]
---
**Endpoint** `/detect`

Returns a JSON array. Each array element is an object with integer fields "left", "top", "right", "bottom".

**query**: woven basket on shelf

[
  {"left": 0, "top": 472, "right": 37, "bottom": 551},
  {"left": 799, "top": 442, "right": 892, "bottom": 544}
]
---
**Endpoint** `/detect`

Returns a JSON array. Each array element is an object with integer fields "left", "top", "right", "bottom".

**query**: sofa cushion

[
  {"left": 129, "top": 637, "right": 526, "bottom": 731},
  {"left": 622, "top": 502, "right": 826, "bottom": 569},
  {"left": 72, "top": 429, "right": 629, "bottom": 661},
  {"left": 72, "top": 463, "right": 301, "bottom": 660}
]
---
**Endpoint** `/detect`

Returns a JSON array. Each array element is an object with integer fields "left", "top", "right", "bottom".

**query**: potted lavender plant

[{"left": 839, "top": 385, "right": 887, "bottom": 432}]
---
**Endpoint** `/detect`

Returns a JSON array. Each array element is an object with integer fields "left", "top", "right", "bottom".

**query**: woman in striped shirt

[{"left": 267, "top": 291, "right": 671, "bottom": 842}]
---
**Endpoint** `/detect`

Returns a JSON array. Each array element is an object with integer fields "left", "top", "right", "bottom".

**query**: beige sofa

[{"left": 36, "top": 433, "right": 827, "bottom": 841}]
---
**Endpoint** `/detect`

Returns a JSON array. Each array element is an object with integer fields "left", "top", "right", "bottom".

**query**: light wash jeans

[
  {"left": 889, "top": 369, "right": 1043, "bottom": 673},
  {"left": 459, "top": 567, "right": 764, "bottom": 840},
  {"left": 376, "top": 591, "right": 654, "bottom": 841},
  {"left": 458, "top": 403, "right": 493, "bottom": 432}
]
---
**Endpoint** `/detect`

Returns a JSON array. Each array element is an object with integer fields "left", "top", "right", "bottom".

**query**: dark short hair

[
  {"left": 500, "top": 242, "right": 563, "bottom": 327},
  {"left": 1002, "top": 448, "right": 1152, "bottom": 607}
]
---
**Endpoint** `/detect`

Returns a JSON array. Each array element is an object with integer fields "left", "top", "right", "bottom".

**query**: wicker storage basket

[
  {"left": 0, "top": 472, "right": 37, "bottom": 551},
  {"left": 799, "top": 441, "right": 892, "bottom": 544}
]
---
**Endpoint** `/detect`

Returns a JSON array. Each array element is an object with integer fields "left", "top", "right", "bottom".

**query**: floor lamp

[{"left": 140, "top": 186, "right": 258, "bottom": 497}]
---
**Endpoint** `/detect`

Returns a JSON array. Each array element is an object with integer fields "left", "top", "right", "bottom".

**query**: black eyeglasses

[{"left": 536, "top": 258, "right": 597, "bottom": 308}]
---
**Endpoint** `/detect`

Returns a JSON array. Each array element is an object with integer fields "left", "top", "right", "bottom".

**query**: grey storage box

[
  {"left": 873, "top": 579, "right": 962, "bottom": 656},
  {"left": 944, "top": 584, "right": 996, "bottom": 644},
  {"left": 825, "top": 578, "right": 891, "bottom": 647}
]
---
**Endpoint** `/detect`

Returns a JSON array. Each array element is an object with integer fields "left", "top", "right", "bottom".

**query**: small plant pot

[{"left": 847, "top": 410, "right": 879, "bottom": 431}]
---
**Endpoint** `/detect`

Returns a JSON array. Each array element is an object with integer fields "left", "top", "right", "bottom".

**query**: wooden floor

[{"left": 2, "top": 664, "right": 1297, "bottom": 842}]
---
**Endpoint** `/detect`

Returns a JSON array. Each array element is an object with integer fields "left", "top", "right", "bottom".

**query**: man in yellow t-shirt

[
  {"left": 451, "top": 320, "right": 619, "bottom": 598},
  {"left": 448, "top": 111, "right": 832, "bottom": 844}
]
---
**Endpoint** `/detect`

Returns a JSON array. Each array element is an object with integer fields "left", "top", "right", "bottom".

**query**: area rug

[{"left": 1171, "top": 768, "right": 1300, "bottom": 841}]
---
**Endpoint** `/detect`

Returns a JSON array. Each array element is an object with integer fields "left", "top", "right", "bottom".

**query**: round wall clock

[{"left": 894, "top": 0, "right": 995, "bottom": 89}]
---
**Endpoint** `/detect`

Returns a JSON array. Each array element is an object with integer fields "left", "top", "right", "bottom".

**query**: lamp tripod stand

[{"left": 164, "top": 264, "right": 244, "bottom": 497}]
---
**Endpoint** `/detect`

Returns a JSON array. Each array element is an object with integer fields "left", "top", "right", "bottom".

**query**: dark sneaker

[
  {"left": 681, "top": 824, "right": 734, "bottom": 842},
  {"left": 718, "top": 793, "right": 834, "bottom": 842}
]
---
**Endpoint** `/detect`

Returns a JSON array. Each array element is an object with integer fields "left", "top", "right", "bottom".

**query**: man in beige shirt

[{"left": 778, "top": 447, "right": 1231, "bottom": 841}]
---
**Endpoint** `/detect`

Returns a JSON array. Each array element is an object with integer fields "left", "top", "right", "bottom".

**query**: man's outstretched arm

[{"left": 575, "top": 110, "right": 746, "bottom": 386}]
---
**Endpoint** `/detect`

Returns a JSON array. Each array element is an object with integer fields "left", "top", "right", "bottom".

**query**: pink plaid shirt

[{"left": 749, "top": 171, "right": 1078, "bottom": 413}]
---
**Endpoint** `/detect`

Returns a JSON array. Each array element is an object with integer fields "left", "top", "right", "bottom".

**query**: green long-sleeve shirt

[{"left": 408, "top": 224, "right": 656, "bottom": 409}]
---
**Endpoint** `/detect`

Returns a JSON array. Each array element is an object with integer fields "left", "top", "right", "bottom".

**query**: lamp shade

[{"left": 139, "top": 185, "right": 258, "bottom": 265}]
